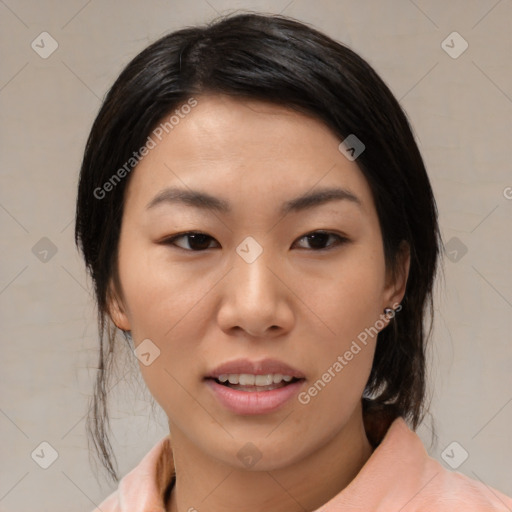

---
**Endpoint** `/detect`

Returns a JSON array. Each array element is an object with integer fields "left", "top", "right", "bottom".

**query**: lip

[
  {"left": 205, "top": 378, "right": 305, "bottom": 415},
  {"left": 205, "top": 358, "right": 306, "bottom": 379},
  {"left": 204, "top": 358, "right": 306, "bottom": 415}
]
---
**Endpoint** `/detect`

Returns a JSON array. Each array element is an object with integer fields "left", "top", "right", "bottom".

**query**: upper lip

[{"left": 205, "top": 358, "right": 306, "bottom": 379}]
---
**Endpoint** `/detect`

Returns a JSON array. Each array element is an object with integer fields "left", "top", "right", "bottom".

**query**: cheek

[
  {"left": 297, "top": 262, "right": 381, "bottom": 420},
  {"left": 299, "top": 344, "right": 375, "bottom": 437},
  {"left": 118, "top": 242, "right": 213, "bottom": 336},
  {"left": 301, "top": 251, "right": 385, "bottom": 341},
  {"left": 116, "top": 243, "right": 217, "bottom": 394},
  {"left": 294, "top": 249, "right": 384, "bottom": 405}
]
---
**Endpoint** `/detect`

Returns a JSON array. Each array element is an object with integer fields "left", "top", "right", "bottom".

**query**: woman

[{"left": 75, "top": 12, "right": 512, "bottom": 512}]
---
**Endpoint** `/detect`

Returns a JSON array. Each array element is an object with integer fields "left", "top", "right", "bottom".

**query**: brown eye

[
  {"left": 294, "top": 231, "right": 348, "bottom": 251},
  {"left": 164, "top": 232, "right": 219, "bottom": 251}
]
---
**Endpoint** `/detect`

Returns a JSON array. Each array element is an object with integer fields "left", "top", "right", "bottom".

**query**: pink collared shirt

[{"left": 92, "top": 416, "right": 512, "bottom": 511}]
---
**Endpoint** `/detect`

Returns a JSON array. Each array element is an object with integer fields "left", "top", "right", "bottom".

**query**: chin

[{"left": 211, "top": 434, "right": 314, "bottom": 471}]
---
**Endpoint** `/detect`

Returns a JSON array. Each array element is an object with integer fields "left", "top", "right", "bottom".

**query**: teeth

[
  {"left": 255, "top": 375, "right": 272, "bottom": 386},
  {"left": 228, "top": 375, "right": 239, "bottom": 385},
  {"left": 239, "top": 374, "right": 255, "bottom": 385},
  {"left": 216, "top": 373, "right": 295, "bottom": 385}
]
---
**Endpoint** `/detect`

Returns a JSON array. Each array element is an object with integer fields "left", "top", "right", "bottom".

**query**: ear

[
  {"left": 383, "top": 240, "right": 410, "bottom": 309},
  {"left": 106, "top": 281, "right": 131, "bottom": 331}
]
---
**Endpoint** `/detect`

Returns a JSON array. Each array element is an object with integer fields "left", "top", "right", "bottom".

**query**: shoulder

[
  {"left": 421, "top": 463, "right": 512, "bottom": 511},
  {"left": 375, "top": 416, "right": 512, "bottom": 510},
  {"left": 328, "top": 411, "right": 512, "bottom": 511},
  {"left": 89, "top": 434, "right": 174, "bottom": 512}
]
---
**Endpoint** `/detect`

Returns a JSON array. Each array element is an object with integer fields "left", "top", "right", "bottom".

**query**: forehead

[{"left": 123, "top": 94, "right": 374, "bottom": 216}]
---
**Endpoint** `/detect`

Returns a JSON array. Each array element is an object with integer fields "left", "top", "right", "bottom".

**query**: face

[{"left": 108, "top": 94, "right": 409, "bottom": 470}]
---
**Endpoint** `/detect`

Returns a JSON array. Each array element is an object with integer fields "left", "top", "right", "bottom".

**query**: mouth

[
  {"left": 203, "top": 359, "right": 307, "bottom": 414},
  {"left": 207, "top": 373, "right": 304, "bottom": 392}
]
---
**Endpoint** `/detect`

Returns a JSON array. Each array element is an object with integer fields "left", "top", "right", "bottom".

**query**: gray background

[{"left": 1, "top": 1, "right": 511, "bottom": 510}]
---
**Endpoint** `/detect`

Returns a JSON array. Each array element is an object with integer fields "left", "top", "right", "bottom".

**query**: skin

[{"left": 108, "top": 94, "right": 410, "bottom": 512}]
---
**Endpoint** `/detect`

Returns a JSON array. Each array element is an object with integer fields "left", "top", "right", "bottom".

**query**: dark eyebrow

[
  {"left": 281, "top": 187, "right": 362, "bottom": 215},
  {"left": 146, "top": 186, "right": 362, "bottom": 215}
]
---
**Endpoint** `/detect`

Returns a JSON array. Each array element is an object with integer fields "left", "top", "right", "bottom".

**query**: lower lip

[{"left": 205, "top": 378, "right": 304, "bottom": 415}]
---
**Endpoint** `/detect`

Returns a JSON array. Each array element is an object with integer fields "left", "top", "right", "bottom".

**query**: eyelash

[{"left": 161, "top": 230, "right": 349, "bottom": 252}]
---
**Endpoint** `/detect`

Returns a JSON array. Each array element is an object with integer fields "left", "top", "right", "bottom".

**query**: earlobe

[{"left": 107, "top": 285, "right": 131, "bottom": 331}]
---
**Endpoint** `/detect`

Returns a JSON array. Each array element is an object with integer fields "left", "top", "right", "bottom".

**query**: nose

[{"left": 216, "top": 243, "right": 294, "bottom": 338}]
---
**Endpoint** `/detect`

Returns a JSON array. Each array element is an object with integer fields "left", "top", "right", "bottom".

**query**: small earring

[{"left": 383, "top": 307, "right": 395, "bottom": 317}]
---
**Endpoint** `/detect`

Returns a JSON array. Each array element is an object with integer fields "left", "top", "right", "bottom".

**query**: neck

[{"left": 167, "top": 405, "right": 374, "bottom": 512}]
